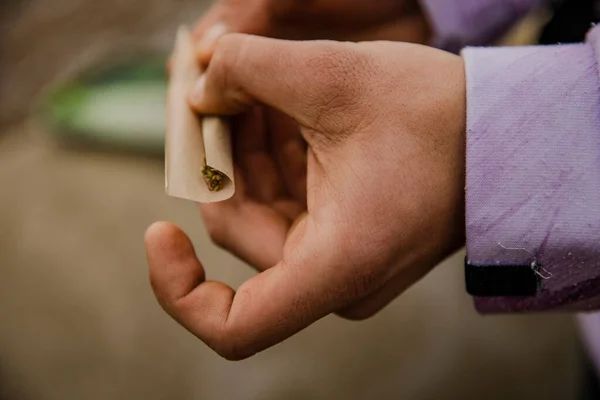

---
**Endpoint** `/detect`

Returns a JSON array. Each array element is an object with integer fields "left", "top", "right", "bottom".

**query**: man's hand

[
  {"left": 146, "top": 35, "right": 465, "bottom": 360},
  {"left": 192, "top": 0, "right": 431, "bottom": 64}
]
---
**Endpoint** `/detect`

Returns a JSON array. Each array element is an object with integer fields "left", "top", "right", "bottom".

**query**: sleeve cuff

[
  {"left": 420, "top": 0, "right": 540, "bottom": 52},
  {"left": 463, "top": 27, "right": 600, "bottom": 312}
]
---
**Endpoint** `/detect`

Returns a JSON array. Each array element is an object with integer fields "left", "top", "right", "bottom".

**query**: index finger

[{"left": 192, "top": 0, "right": 272, "bottom": 65}]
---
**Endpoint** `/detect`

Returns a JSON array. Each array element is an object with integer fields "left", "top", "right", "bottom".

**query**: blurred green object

[{"left": 45, "top": 57, "right": 167, "bottom": 154}]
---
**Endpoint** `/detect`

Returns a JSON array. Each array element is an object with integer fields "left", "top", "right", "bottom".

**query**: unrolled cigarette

[{"left": 165, "top": 26, "right": 235, "bottom": 203}]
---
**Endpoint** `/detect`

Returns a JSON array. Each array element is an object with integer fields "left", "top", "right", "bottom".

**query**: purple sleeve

[
  {"left": 420, "top": 0, "right": 540, "bottom": 52},
  {"left": 463, "top": 25, "right": 600, "bottom": 313}
]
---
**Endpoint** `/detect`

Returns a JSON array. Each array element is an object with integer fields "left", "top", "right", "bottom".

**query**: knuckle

[
  {"left": 211, "top": 33, "right": 246, "bottom": 70},
  {"left": 215, "top": 340, "right": 253, "bottom": 361},
  {"left": 212, "top": 339, "right": 240, "bottom": 360},
  {"left": 210, "top": 283, "right": 259, "bottom": 360},
  {"left": 210, "top": 33, "right": 251, "bottom": 111},
  {"left": 212, "top": 330, "right": 256, "bottom": 361}
]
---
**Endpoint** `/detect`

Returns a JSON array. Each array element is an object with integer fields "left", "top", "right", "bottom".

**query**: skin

[
  {"left": 145, "top": 34, "right": 466, "bottom": 360},
  {"left": 190, "top": 0, "right": 432, "bottom": 65}
]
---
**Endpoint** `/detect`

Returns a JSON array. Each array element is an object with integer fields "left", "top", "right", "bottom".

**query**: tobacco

[{"left": 201, "top": 163, "right": 225, "bottom": 191}]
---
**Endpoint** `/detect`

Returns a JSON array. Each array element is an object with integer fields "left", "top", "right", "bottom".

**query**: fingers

[
  {"left": 187, "top": 34, "right": 368, "bottom": 139},
  {"left": 266, "top": 109, "right": 307, "bottom": 203},
  {"left": 197, "top": 167, "right": 288, "bottom": 272},
  {"left": 233, "top": 106, "right": 286, "bottom": 203},
  {"left": 145, "top": 221, "right": 235, "bottom": 352},
  {"left": 199, "top": 199, "right": 289, "bottom": 272},
  {"left": 194, "top": 21, "right": 228, "bottom": 65},
  {"left": 192, "top": 0, "right": 272, "bottom": 65},
  {"left": 146, "top": 217, "right": 362, "bottom": 360},
  {"left": 145, "top": 222, "right": 234, "bottom": 354},
  {"left": 146, "top": 222, "right": 206, "bottom": 303}
]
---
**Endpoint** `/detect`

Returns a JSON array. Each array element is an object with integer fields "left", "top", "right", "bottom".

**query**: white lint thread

[{"left": 497, "top": 242, "right": 553, "bottom": 280}]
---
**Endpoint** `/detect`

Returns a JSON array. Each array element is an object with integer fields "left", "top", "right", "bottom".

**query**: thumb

[
  {"left": 145, "top": 217, "right": 371, "bottom": 360},
  {"left": 188, "top": 34, "right": 369, "bottom": 144}
]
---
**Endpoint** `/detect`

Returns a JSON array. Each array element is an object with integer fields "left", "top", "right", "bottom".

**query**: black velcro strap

[{"left": 465, "top": 259, "right": 539, "bottom": 297}]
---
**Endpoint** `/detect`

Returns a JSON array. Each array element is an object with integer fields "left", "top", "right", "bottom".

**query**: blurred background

[{"left": 0, "top": 1, "right": 585, "bottom": 399}]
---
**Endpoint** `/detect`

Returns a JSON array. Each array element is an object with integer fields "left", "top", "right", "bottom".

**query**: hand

[
  {"left": 146, "top": 35, "right": 466, "bottom": 360},
  {"left": 192, "top": 0, "right": 431, "bottom": 64}
]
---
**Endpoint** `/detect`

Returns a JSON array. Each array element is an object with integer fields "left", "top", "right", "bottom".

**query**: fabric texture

[
  {"left": 422, "top": 0, "right": 600, "bottom": 379},
  {"left": 463, "top": 25, "right": 600, "bottom": 374},
  {"left": 463, "top": 26, "right": 600, "bottom": 311}
]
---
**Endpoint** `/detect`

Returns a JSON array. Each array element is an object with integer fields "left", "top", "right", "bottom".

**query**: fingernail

[
  {"left": 197, "top": 23, "right": 227, "bottom": 54},
  {"left": 189, "top": 74, "right": 206, "bottom": 106}
]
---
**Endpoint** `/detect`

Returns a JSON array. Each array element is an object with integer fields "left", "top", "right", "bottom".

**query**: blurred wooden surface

[{"left": 0, "top": 2, "right": 582, "bottom": 399}]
